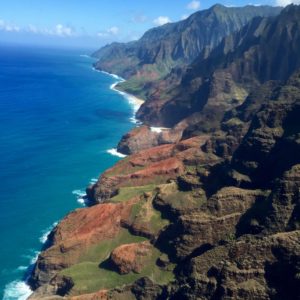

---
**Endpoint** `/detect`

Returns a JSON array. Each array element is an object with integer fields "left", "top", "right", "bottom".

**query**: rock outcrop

[{"left": 110, "top": 241, "right": 153, "bottom": 274}]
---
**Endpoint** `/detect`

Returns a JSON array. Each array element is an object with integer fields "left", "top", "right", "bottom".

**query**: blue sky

[{"left": 0, "top": 0, "right": 296, "bottom": 49}]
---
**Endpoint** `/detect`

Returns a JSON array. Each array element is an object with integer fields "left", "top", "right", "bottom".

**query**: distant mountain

[
  {"left": 137, "top": 5, "right": 300, "bottom": 130},
  {"left": 93, "top": 4, "right": 281, "bottom": 98}
]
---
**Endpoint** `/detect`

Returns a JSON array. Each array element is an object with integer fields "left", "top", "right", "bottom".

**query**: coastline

[
  {"left": 92, "top": 67, "right": 145, "bottom": 119},
  {"left": 110, "top": 82, "right": 145, "bottom": 115},
  {"left": 4, "top": 60, "right": 145, "bottom": 300}
]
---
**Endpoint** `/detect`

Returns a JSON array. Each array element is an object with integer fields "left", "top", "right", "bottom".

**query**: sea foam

[
  {"left": 72, "top": 189, "right": 87, "bottom": 205},
  {"left": 3, "top": 280, "right": 32, "bottom": 300},
  {"left": 39, "top": 222, "right": 58, "bottom": 244},
  {"left": 107, "top": 148, "right": 127, "bottom": 158},
  {"left": 90, "top": 178, "right": 98, "bottom": 184},
  {"left": 80, "top": 54, "right": 91, "bottom": 58}
]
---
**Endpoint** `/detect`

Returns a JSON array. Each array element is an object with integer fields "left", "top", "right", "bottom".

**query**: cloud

[
  {"left": 181, "top": 14, "right": 189, "bottom": 20},
  {"left": 107, "top": 26, "right": 119, "bottom": 35},
  {"left": 27, "top": 24, "right": 38, "bottom": 33},
  {"left": 0, "top": 19, "right": 20, "bottom": 32},
  {"left": 0, "top": 20, "right": 75, "bottom": 37},
  {"left": 275, "top": 0, "right": 300, "bottom": 5},
  {"left": 153, "top": 16, "right": 171, "bottom": 26},
  {"left": 187, "top": 0, "right": 201, "bottom": 10},
  {"left": 97, "top": 26, "right": 120, "bottom": 38},
  {"left": 54, "top": 24, "right": 74, "bottom": 36}
]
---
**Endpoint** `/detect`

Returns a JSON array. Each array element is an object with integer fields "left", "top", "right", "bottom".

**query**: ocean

[{"left": 0, "top": 45, "right": 135, "bottom": 299}]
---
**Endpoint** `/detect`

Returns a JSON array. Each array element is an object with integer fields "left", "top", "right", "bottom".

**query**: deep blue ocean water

[{"left": 0, "top": 45, "right": 135, "bottom": 299}]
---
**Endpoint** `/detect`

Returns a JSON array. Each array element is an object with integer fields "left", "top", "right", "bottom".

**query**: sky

[{"left": 0, "top": 0, "right": 298, "bottom": 50}]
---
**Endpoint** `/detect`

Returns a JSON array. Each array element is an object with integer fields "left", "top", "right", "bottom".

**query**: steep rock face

[
  {"left": 155, "top": 186, "right": 269, "bottom": 260},
  {"left": 93, "top": 5, "right": 281, "bottom": 99},
  {"left": 116, "top": 125, "right": 182, "bottom": 155},
  {"left": 87, "top": 135, "right": 212, "bottom": 204},
  {"left": 232, "top": 100, "right": 300, "bottom": 187},
  {"left": 29, "top": 201, "right": 135, "bottom": 289},
  {"left": 137, "top": 5, "right": 300, "bottom": 129},
  {"left": 173, "top": 231, "right": 300, "bottom": 299}
]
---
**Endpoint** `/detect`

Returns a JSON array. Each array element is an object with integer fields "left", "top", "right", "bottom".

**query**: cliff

[
  {"left": 92, "top": 4, "right": 281, "bottom": 99},
  {"left": 28, "top": 5, "right": 300, "bottom": 300}
]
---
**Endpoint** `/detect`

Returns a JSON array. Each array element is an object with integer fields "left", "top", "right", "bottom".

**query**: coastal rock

[
  {"left": 29, "top": 201, "right": 135, "bottom": 289},
  {"left": 88, "top": 136, "right": 210, "bottom": 204},
  {"left": 117, "top": 125, "right": 181, "bottom": 155},
  {"left": 110, "top": 241, "right": 152, "bottom": 274},
  {"left": 28, "top": 275, "right": 74, "bottom": 299}
]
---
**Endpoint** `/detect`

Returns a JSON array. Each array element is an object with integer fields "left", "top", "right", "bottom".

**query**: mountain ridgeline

[
  {"left": 137, "top": 4, "right": 300, "bottom": 129},
  {"left": 92, "top": 4, "right": 281, "bottom": 98},
  {"left": 28, "top": 4, "right": 300, "bottom": 300}
]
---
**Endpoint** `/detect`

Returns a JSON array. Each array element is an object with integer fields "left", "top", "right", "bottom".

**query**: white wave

[
  {"left": 129, "top": 116, "right": 138, "bottom": 124},
  {"left": 96, "top": 68, "right": 144, "bottom": 126},
  {"left": 21, "top": 250, "right": 39, "bottom": 265},
  {"left": 77, "top": 198, "right": 85, "bottom": 204},
  {"left": 72, "top": 189, "right": 87, "bottom": 205},
  {"left": 30, "top": 251, "right": 40, "bottom": 265},
  {"left": 16, "top": 266, "right": 27, "bottom": 271},
  {"left": 90, "top": 178, "right": 98, "bottom": 184},
  {"left": 72, "top": 189, "right": 86, "bottom": 197},
  {"left": 110, "top": 83, "right": 143, "bottom": 121},
  {"left": 92, "top": 67, "right": 125, "bottom": 81},
  {"left": 107, "top": 148, "right": 127, "bottom": 158},
  {"left": 39, "top": 222, "right": 58, "bottom": 244},
  {"left": 101, "top": 70, "right": 124, "bottom": 81},
  {"left": 3, "top": 280, "right": 32, "bottom": 300},
  {"left": 80, "top": 54, "right": 90, "bottom": 58}
]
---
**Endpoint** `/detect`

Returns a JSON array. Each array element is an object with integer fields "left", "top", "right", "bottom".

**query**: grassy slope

[{"left": 61, "top": 184, "right": 173, "bottom": 295}]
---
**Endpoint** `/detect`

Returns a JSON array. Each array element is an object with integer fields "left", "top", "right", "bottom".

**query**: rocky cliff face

[
  {"left": 93, "top": 5, "right": 281, "bottom": 99},
  {"left": 28, "top": 4, "right": 300, "bottom": 300},
  {"left": 137, "top": 5, "right": 300, "bottom": 130}
]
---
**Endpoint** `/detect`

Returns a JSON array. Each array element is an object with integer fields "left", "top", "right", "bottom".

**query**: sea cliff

[{"left": 28, "top": 4, "right": 300, "bottom": 299}]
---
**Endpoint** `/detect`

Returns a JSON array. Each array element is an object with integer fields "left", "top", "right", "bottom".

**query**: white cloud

[
  {"left": 97, "top": 26, "right": 120, "bottom": 38},
  {"left": 275, "top": 0, "right": 300, "bottom": 5},
  {"left": 27, "top": 24, "right": 38, "bottom": 33},
  {"left": 0, "top": 19, "right": 20, "bottom": 32},
  {"left": 54, "top": 24, "right": 74, "bottom": 36},
  {"left": 153, "top": 16, "right": 171, "bottom": 26},
  {"left": 181, "top": 14, "right": 189, "bottom": 20},
  {"left": 187, "top": 0, "right": 201, "bottom": 10},
  {"left": 107, "top": 26, "right": 119, "bottom": 35},
  {"left": 0, "top": 20, "right": 75, "bottom": 37}
]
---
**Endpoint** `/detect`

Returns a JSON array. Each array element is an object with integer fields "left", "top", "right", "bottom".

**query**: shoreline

[
  {"left": 94, "top": 68, "right": 145, "bottom": 117},
  {"left": 111, "top": 82, "right": 145, "bottom": 114},
  {"left": 4, "top": 62, "right": 145, "bottom": 300},
  {"left": 20, "top": 64, "right": 145, "bottom": 300}
]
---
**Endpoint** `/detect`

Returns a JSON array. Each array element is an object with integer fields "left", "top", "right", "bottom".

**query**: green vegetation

[
  {"left": 162, "top": 190, "right": 206, "bottom": 211},
  {"left": 78, "top": 229, "right": 146, "bottom": 263},
  {"left": 110, "top": 185, "right": 156, "bottom": 203},
  {"left": 129, "top": 196, "right": 170, "bottom": 235},
  {"left": 61, "top": 229, "right": 174, "bottom": 295}
]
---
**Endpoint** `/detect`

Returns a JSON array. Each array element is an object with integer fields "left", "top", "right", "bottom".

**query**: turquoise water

[{"left": 0, "top": 45, "right": 135, "bottom": 299}]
